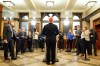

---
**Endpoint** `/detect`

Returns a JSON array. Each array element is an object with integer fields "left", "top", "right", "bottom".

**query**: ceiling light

[
  {"left": 31, "top": 20, "right": 36, "bottom": 25},
  {"left": 66, "top": 16, "right": 68, "bottom": 19},
  {"left": 3, "top": 1, "right": 15, "bottom": 7},
  {"left": 33, "top": 16, "right": 36, "bottom": 19},
  {"left": 86, "top": 1, "right": 97, "bottom": 7},
  {"left": 64, "top": 20, "right": 69, "bottom": 26},
  {"left": 46, "top": 1, "right": 54, "bottom": 7}
]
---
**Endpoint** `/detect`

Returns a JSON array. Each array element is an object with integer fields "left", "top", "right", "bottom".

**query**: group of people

[
  {"left": 2, "top": 17, "right": 98, "bottom": 65},
  {"left": 75, "top": 26, "right": 98, "bottom": 56},
  {"left": 57, "top": 25, "right": 98, "bottom": 57},
  {"left": 3, "top": 20, "right": 45, "bottom": 60}
]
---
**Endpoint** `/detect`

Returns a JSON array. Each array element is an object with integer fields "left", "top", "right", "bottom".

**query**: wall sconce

[
  {"left": 3, "top": 1, "right": 15, "bottom": 7},
  {"left": 86, "top": 1, "right": 97, "bottom": 7},
  {"left": 46, "top": 1, "right": 54, "bottom": 7}
]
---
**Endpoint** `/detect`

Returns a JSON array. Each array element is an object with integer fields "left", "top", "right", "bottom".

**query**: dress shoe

[
  {"left": 5, "top": 58, "right": 10, "bottom": 60},
  {"left": 76, "top": 53, "right": 79, "bottom": 56},
  {"left": 67, "top": 50, "right": 70, "bottom": 52},
  {"left": 11, "top": 58, "right": 17, "bottom": 60},
  {"left": 81, "top": 54, "right": 84, "bottom": 56},
  {"left": 52, "top": 62, "right": 55, "bottom": 64},
  {"left": 95, "top": 54, "right": 97, "bottom": 56},
  {"left": 46, "top": 62, "right": 50, "bottom": 65}
]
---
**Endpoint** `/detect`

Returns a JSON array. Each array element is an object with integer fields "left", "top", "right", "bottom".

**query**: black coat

[
  {"left": 3, "top": 24, "right": 15, "bottom": 40},
  {"left": 42, "top": 23, "right": 59, "bottom": 42}
]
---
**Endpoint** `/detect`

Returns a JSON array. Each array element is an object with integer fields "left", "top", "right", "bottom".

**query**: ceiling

[{"left": 0, "top": 0, "right": 100, "bottom": 18}]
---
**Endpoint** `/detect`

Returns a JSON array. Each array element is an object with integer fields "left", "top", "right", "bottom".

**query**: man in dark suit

[
  {"left": 75, "top": 25, "right": 82, "bottom": 55},
  {"left": 3, "top": 20, "right": 16, "bottom": 60},
  {"left": 16, "top": 29, "right": 21, "bottom": 57},
  {"left": 42, "top": 17, "right": 59, "bottom": 65},
  {"left": 90, "top": 28, "right": 98, "bottom": 56},
  {"left": 19, "top": 28, "right": 27, "bottom": 53}
]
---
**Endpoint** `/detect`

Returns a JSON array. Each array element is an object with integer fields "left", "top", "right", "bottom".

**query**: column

[{"left": 0, "top": 4, "right": 2, "bottom": 37}]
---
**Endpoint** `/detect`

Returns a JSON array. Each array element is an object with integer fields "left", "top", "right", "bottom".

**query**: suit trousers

[
  {"left": 3, "top": 38, "right": 15, "bottom": 59},
  {"left": 76, "top": 38, "right": 81, "bottom": 54},
  {"left": 16, "top": 38, "right": 20, "bottom": 57},
  {"left": 46, "top": 40, "right": 56, "bottom": 63},
  {"left": 20, "top": 39, "right": 25, "bottom": 53},
  {"left": 90, "top": 38, "right": 97, "bottom": 55}
]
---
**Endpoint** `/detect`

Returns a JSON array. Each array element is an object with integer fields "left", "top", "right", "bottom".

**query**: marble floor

[{"left": 0, "top": 49, "right": 100, "bottom": 66}]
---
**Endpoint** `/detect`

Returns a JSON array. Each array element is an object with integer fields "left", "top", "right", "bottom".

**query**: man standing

[
  {"left": 3, "top": 20, "right": 16, "bottom": 60},
  {"left": 42, "top": 17, "right": 59, "bottom": 65},
  {"left": 20, "top": 28, "right": 27, "bottom": 53},
  {"left": 90, "top": 28, "right": 98, "bottom": 56},
  {"left": 75, "top": 25, "right": 82, "bottom": 55}
]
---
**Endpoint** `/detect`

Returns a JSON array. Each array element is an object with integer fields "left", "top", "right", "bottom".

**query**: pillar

[{"left": 0, "top": 4, "right": 3, "bottom": 38}]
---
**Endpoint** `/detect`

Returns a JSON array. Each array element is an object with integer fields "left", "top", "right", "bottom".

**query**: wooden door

[
  {"left": 93, "top": 18, "right": 100, "bottom": 49},
  {"left": 95, "top": 25, "right": 100, "bottom": 49}
]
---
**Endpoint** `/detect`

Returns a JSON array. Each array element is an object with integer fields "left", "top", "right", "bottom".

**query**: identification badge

[{"left": 91, "top": 35, "right": 93, "bottom": 37}]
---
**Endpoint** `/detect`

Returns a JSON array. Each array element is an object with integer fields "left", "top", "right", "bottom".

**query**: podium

[{"left": 43, "top": 42, "right": 59, "bottom": 62}]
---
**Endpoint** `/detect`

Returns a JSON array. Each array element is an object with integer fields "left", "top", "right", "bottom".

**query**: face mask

[
  {"left": 90, "top": 28, "right": 93, "bottom": 31},
  {"left": 77, "top": 28, "right": 80, "bottom": 30},
  {"left": 69, "top": 30, "right": 71, "bottom": 33},
  {"left": 90, "top": 29, "right": 93, "bottom": 32}
]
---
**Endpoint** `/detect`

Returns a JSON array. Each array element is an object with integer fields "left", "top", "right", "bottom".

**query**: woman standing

[
  {"left": 58, "top": 30, "right": 64, "bottom": 51},
  {"left": 33, "top": 29, "right": 39, "bottom": 49},
  {"left": 81, "top": 27, "right": 90, "bottom": 55},
  {"left": 66, "top": 29, "right": 74, "bottom": 52},
  {"left": 27, "top": 31, "right": 33, "bottom": 52}
]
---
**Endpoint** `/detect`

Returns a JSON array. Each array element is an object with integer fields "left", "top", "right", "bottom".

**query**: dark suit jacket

[
  {"left": 19, "top": 31, "right": 27, "bottom": 39},
  {"left": 3, "top": 24, "right": 13, "bottom": 40},
  {"left": 93, "top": 30, "right": 98, "bottom": 42},
  {"left": 90, "top": 30, "right": 98, "bottom": 43},
  {"left": 42, "top": 23, "right": 59, "bottom": 42}
]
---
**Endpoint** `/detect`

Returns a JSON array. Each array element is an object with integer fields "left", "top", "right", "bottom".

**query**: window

[
  {"left": 73, "top": 15, "right": 79, "bottom": 20},
  {"left": 43, "top": 15, "right": 59, "bottom": 21},
  {"left": 22, "top": 15, "right": 29, "bottom": 20}
]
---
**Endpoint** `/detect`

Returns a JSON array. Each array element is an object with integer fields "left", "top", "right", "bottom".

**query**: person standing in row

[
  {"left": 75, "top": 25, "right": 82, "bottom": 55},
  {"left": 82, "top": 27, "right": 91, "bottom": 55},
  {"left": 66, "top": 29, "right": 74, "bottom": 52},
  {"left": 16, "top": 29, "right": 21, "bottom": 57},
  {"left": 89, "top": 28, "right": 98, "bottom": 56},
  {"left": 42, "top": 17, "right": 59, "bottom": 65},
  {"left": 33, "top": 29, "right": 39, "bottom": 49},
  {"left": 58, "top": 29, "right": 64, "bottom": 51},
  {"left": 38, "top": 33, "right": 45, "bottom": 52},
  {"left": 27, "top": 31, "right": 33, "bottom": 52},
  {"left": 19, "top": 28, "right": 27, "bottom": 53},
  {"left": 3, "top": 20, "right": 16, "bottom": 60}
]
